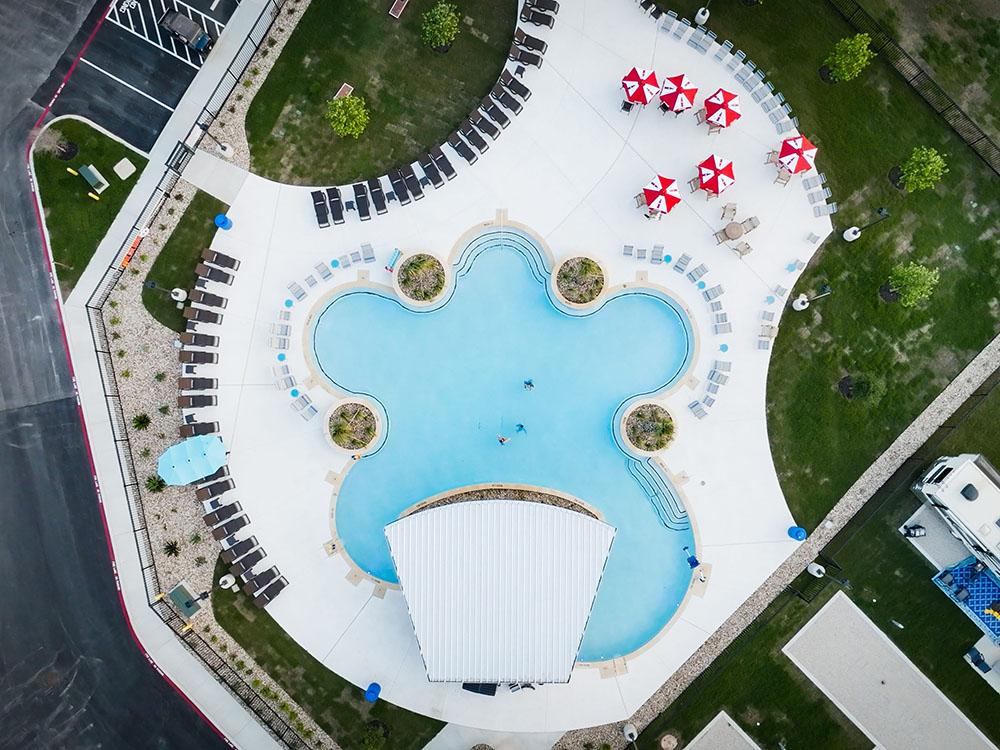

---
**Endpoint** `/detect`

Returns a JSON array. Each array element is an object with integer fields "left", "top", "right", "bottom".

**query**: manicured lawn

[
  {"left": 142, "top": 191, "right": 228, "bottom": 332},
  {"left": 212, "top": 559, "right": 445, "bottom": 750},
  {"left": 639, "top": 377, "right": 1000, "bottom": 749},
  {"left": 669, "top": 0, "right": 1000, "bottom": 528},
  {"left": 245, "top": 0, "right": 517, "bottom": 185},
  {"left": 33, "top": 118, "right": 146, "bottom": 297}
]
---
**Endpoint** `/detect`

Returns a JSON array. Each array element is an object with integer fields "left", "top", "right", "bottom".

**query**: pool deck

[{"left": 153, "top": 0, "right": 829, "bottom": 734}]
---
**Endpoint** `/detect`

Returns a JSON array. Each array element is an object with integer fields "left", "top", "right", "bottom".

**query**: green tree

[
  {"left": 888, "top": 261, "right": 940, "bottom": 308},
  {"left": 163, "top": 540, "right": 180, "bottom": 557},
  {"left": 825, "top": 33, "right": 876, "bottom": 82},
  {"left": 324, "top": 95, "right": 369, "bottom": 139},
  {"left": 421, "top": 1, "right": 461, "bottom": 49},
  {"left": 145, "top": 474, "right": 167, "bottom": 493},
  {"left": 901, "top": 146, "right": 949, "bottom": 191},
  {"left": 852, "top": 372, "right": 887, "bottom": 407},
  {"left": 132, "top": 413, "right": 151, "bottom": 430}
]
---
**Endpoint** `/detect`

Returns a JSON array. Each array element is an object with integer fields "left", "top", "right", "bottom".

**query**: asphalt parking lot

[{"left": 34, "top": 0, "right": 239, "bottom": 151}]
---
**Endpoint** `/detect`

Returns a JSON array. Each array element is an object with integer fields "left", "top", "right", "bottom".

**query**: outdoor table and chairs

[
  {"left": 659, "top": 73, "right": 698, "bottom": 116},
  {"left": 622, "top": 66, "right": 659, "bottom": 111}
]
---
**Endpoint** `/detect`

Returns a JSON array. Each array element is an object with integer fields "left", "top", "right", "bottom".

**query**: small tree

[
  {"left": 163, "top": 540, "right": 180, "bottom": 557},
  {"left": 145, "top": 475, "right": 167, "bottom": 493},
  {"left": 853, "top": 372, "right": 887, "bottom": 407},
  {"left": 900, "top": 146, "right": 949, "bottom": 192},
  {"left": 132, "top": 413, "right": 151, "bottom": 430},
  {"left": 888, "top": 261, "right": 939, "bottom": 308},
  {"left": 825, "top": 33, "right": 876, "bottom": 82},
  {"left": 421, "top": 1, "right": 460, "bottom": 50},
  {"left": 325, "top": 95, "right": 369, "bottom": 139}
]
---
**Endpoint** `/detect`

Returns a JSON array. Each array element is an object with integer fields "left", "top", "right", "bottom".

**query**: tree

[
  {"left": 325, "top": 95, "right": 369, "bottom": 139},
  {"left": 852, "top": 372, "right": 887, "bottom": 407},
  {"left": 901, "top": 146, "right": 949, "bottom": 192},
  {"left": 825, "top": 33, "right": 876, "bottom": 82},
  {"left": 145, "top": 474, "right": 166, "bottom": 493},
  {"left": 421, "top": 1, "right": 460, "bottom": 50},
  {"left": 132, "top": 413, "right": 151, "bottom": 430},
  {"left": 163, "top": 540, "right": 180, "bottom": 557},
  {"left": 888, "top": 261, "right": 940, "bottom": 308}
]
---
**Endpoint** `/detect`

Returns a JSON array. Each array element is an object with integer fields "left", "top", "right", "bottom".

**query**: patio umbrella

[
  {"left": 622, "top": 67, "right": 660, "bottom": 106},
  {"left": 642, "top": 175, "right": 681, "bottom": 214},
  {"left": 659, "top": 74, "right": 698, "bottom": 113},
  {"left": 157, "top": 434, "right": 226, "bottom": 486},
  {"left": 704, "top": 87, "right": 742, "bottom": 128},
  {"left": 698, "top": 154, "right": 736, "bottom": 195},
  {"left": 778, "top": 134, "right": 818, "bottom": 174}
]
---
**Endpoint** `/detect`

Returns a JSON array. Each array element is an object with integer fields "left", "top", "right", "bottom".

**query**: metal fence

[
  {"left": 81, "top": 0, "right": 312, "bottom": 744},
  {"left": 826, "top": 0, "right": 999, "bottom": 175}
]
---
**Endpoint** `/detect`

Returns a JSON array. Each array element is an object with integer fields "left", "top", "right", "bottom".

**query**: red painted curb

[{"left": 25, "top": 3, "right": 234, "bottom": 746}]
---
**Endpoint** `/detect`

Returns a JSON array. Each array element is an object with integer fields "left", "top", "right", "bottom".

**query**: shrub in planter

[
  {"left": 887, "top": 261, "right": 939, "bottom": 308},
  {"left": 626, "top": 404, "right": 675, "bottom": 451},
  {"left": 556, "top": 257, "right": 604, "bottom": 304},
  {"left": 325, "top": 94, "right": 369, "bottom": 139},
  {"left": 421, "top": 1, "right": 461, "bottom": 50},
  {"left": 900, "top": 146, "right": 949, "bottom": 192},
  {"left": 145, "top": 475, "right": 167, "bottom": 493},
  {"left": 824, "top": 33, "right": 876, "bottom": 82},
  {"left": 329, "top": 403, "right": 377, "bottom": 450},
  {"left": 132, "top": 413, "right": 152, "bottom": 430},
  {"left": 398, "top": 254, "right": 445, "bottom": 301}
]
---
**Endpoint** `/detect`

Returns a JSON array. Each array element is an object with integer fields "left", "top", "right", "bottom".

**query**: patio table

[{"left": 724, "top": 222, "right": 744, "bottom": 240}]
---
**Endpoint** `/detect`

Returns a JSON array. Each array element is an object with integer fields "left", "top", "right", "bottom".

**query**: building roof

[
  {"left": 929, "top": 456, "right": 1000, "bottom": 559},
  {"left": 384, "top": 500, "right": 616, "bottom": 684}
]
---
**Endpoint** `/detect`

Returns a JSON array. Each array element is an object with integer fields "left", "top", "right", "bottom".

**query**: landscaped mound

[
  {"left": 398, "top": 253, "right": 445, "bottom": 301},
  {"left": 626, "top": 404, "right": 675, "bottom": 452},
  {"left": 556, "top": 257, "right": 604, "bottom": 304},
  {"left": 328, "top": 403, "right": 376, "bottom": 450}
]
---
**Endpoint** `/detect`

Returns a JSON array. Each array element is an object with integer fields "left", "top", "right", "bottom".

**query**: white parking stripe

[
  {"left": 80, "top": 58, "right": 176, "bottom": 111},
  {"left": 105, "top": 12, "right": 201, "bottom": 69},
  {"left": 136, "top": 3, "right": 149, "bottom": 38}
]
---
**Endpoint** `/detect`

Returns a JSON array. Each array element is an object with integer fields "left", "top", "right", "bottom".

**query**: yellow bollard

[
  {"left": 66, "top": 167, "right": 78, "bottom": 176},
  {"left": 88, "top": 192, "right": 100, "bottom": 201}
]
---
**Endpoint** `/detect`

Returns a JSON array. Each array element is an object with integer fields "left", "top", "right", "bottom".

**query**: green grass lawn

[
  {"left": 667, "top": 0, "right": 1000, "bottom": 528},
  {"left": 639, "top": 377, "right": 1000, "bottom": 749},
  {"left": 212, "top": 559, "right": 445, "bottom": 749},
  {"left": 33, "top": 118, "right": 146, "bottom": 297},
  {"left": 245, "top": 0, "right": 517, "bottom": 185},
  {"left": 142, "top": 191, "right": 228, "bottom": 332}
]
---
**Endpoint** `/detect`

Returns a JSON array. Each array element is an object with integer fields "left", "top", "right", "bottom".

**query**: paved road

[{"left": 0, "top": 1, "right": 230, "bottom": 747}]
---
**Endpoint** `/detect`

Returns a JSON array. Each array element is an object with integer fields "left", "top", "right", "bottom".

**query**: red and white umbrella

[
  {"left": 704, "top": 88, "right": 742, "bottom": 128},
  {"left": 642, "top": 175, "right": 681, "bottom": 214},
  {"left": 622, "top": 67, "right": 660, "bottom": 106},
  {"left": 659, "top": 74, "right": 698, "bottom": 113},
  {"left": 778, "top": 135, "right": 818, "bottom": 174},
  {"left": 698, "top": 155, "right": 736, "bottom": 195}
]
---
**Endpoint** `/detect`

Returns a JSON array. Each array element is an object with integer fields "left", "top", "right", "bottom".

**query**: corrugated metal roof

[{"left": 385, "top": 499, "right": 616, "bottom": 684}]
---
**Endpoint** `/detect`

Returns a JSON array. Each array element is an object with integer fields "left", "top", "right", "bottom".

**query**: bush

[
  {"left": 132, "top": 413, "right": 151, "bottom": 430},
  {"left": 900, "top": 146, "right": 949, "bottom": 192},
  {"left": 398, "top": 253, "right": 446, "bottom": 301},
  {"left": 324, "top": 94, "right": 369, "bottom": 139},
  {"left": 888, "top": 261, "right": 940, "bottom": 308},
  {"left": 556, "top": 257, "right": 604, "bottom": 304},
  {"left": 825, "top": 33, "right": 876, "bottom": 82},
  {"left": 163, "top": 540, "right": 180, "bottom": 557},
  {"left": 145, "top": 475, "right": 167, "bottom": 493},
  {"left": 626, "top": 404, "right": 675, "bottom": 451},
  {"left": 852, "top": 373, "right": 888, "bottom": 407},
  {"left": 421, "top": 1, "right": 461, "bottom": 49}
]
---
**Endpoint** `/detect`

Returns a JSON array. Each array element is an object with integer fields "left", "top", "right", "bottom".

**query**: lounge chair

[
  {"left": 622, "top": 244, "right": 633, "bottom": 257},
  {"left": 809, "top": 187, "right": 834, "bottom": 204},
  {"left": 650, "top": 246, "right": 664, "bottom": 264},
  {"left": 362, "top": 243, "right": 376, "bottom": 263},
  {"left": 491, "top": 83, "right": 523, "bottom": 114},
  {"left": 366, "top": 178, "right": 388, "bottom": 214},
  {"left": 760, "top": 324, "right": 778, "bottom": 338},
  {"left": 338, "top": 254, "right": 351, "bottom": 268},
  {"left": 639, "top": 0, "right": 654, "bottom": 12},
  {"left": 939, "top": 571, "right": 955, "bottom": 586},
  {"left": 635, "top": 247, "right": 647, "bottom": 261},
  {"left": 714, "top": 360, "right": 732, "bottom": 372},
  {"left": 956, "top": 586, "right": 971, "bottom": 602},
  {"left": 178, "top": 421, "right": 218, "bottom": 437},
  {"left": 526, "top": 0, "right": 558, "bottom": 13},
  {"left": 252, "top": 576, "right": 288, "bottom": 608},
  {"left": 188, "top": 289, "right": 227, "bottom": 309},
  {"left": 180, "top": 332, "right": 218, "bottom": 348},
  {"left": 481, "top": 98, "right": 510, "bottom": 129},
  {"left": 459, "top": 120, "right": 489, "bottom": 153},
  {"left": 179, "top": 350, "right": 217, "bottom": 365},
  {"left": 201, "top": 248, "right": 240, "bottom": 270},
  {"left": 417, "top": 154, "right": 444, "bottom": 188},
  {"left": 196, "top": 478, "right": 235, "bottom": 502},
  {"left": 471, "top": 111, "right": 500, "bottom": 140},
  {"left": 673, "top": 253, "right": 692, "bottom": 273},
  {"left": 352, "top": 183, "right": 371, "bottom": 221},
  {"left": 400, "top": 164, "right": 425, "bottom": 199},
  {"left": 708, "top": 370, "right": 729, "bottom": 385},
  {"left": 687, "top": 264, "right": 708, "bottom": 282},
  {"left": 229, "top": 547, "right": 265, "bottom": 576},
  {"left": 702, "top": 284, "right": 724, "bottom": 301},
  {"left": 310, "top": 190, "right": 330, "bottom": 228},
  {"left": 325, "top": 187, "right": 346, "bottom": 224},
  {"left": 194, "top": 263, "right": 233, "bottom": 285},
  {"left": 270, "top": 323, "right": 291, "bottom": 336},
  {"left": 182, "top": 306, "right": 223, "bottom": 324},
  {"left": 500, "top": 69, "right": 531, "bottom": 100},
  {"left": 509, "top": 43, "right": 544, "bottom": 66},
  {"left": 447, "top": 132, "right": 478, "bottom": 164},
  {"left": 430, "top": 146, "right": 457, "bottom": 179},
  {"left": 514, "top": 27, "right": 547, "bottom": 54},
  {"left": 388, "top": 169, "right": 411, "bottom": 204},
  {"left": 713, "top": 323, "right": 733, "bottom": 334},
  {"left": 688, "top": 401, "right": 708, "bottom": 419},
  {"left": 287, "top": 281, "right": 306, "bottom": 300},
  {"left": 178, "top": 377, "right": 217, "bottom": 391},
  {"left": 220, "top": 536, "right": 258, "bottom": 564},
  {"left": 243, "top": 566, "right": 279, "bottom": 596},
  {"left": 813, "top": 202, "right": 839, "bottom": 216},
  {"left": 204, "top": 501, "right": 242, "bottom": 527},
  {"left": 757, "top": 339, "right": 771, "bottom": 350},
  {"left": 314, "top": 262, "right": 332, "bottom": 280},
  {"left": 178, "top": 394, "right": 218, "bottom": 409}
]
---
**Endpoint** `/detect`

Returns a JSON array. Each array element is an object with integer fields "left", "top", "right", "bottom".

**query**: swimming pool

[{"left": 311, "top": 230, "right": 697, "bottom": 660}]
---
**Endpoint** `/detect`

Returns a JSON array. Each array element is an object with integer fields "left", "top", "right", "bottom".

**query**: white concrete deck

[
  {"left": 174, "top": 0, "right": 832, "bottom": 733},
  {"left": 784, "top": 591, "right": 996, "bottom": 750},
  {"left": 900, "top": 503, "right": 971, "bottom": 571}
]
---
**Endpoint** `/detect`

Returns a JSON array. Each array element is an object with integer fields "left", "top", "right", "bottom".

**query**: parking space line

[
  {"left": 135, "top": 2, "right": 150, "bottom": 39},
  {"left": 80, "top": 57, "right": 177, "bottom": 111},
  {"left": 105, "top": 11, "right": 201, "bottom": 69}
]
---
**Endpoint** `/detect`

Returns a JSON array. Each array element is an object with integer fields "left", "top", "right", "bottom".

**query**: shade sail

[{"left": 157, "top": 435, "right": 226, "bottom": 485}]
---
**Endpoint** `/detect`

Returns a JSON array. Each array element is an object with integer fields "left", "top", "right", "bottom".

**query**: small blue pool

[{"left": 311, "top": 230, "right": 696, "bottom": 660}]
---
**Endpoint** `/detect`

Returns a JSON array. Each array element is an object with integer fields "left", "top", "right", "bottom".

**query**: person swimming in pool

[
  {"left": 497, "top": 435, "right": 509, "bottom": 445},
  {"left": 515, "top": 424, "right": 526, "bottom": 433},
  {"left": 523, "top": 379, "right": 534, "bottom": 390}
]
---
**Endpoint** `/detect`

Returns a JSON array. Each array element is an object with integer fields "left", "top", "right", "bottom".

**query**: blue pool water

[{"left": 312, "top": 232, "right": 696, "bottom": 660}]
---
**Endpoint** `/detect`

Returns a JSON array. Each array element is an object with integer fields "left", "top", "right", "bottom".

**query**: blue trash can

[
  {"left": 214, "top": 213, "right": 233, "bottom": 230},
  {"left": 364, "top": 682, "right": 381, "bottom": 703},
  {"left": 788, "top": 525, "right": 808, "bottom": 541}
]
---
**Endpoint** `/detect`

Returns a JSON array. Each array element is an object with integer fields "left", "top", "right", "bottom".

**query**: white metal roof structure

[{"left": 384, "top": 500, "right": 616, "bottom": 684}]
